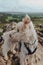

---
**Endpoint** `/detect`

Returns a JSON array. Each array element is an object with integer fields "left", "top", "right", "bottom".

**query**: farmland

[{"left": 0, "top": 12, "right": 43, "bottom": 28}]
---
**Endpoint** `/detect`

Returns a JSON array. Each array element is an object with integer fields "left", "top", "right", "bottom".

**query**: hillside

[{"left": 0, "top": 24, "right": 43, "bottom": 65}]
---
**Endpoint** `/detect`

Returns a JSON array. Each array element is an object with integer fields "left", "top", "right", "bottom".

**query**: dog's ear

[{"left": 23, "top": 15, "right": 31, "bottom": 24}]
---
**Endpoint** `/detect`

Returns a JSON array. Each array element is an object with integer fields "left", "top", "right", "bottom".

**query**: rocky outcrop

[{"left": 0, "top": 24, "right": 43, "bottom": 65}]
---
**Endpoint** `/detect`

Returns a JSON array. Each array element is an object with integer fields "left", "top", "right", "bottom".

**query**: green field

[
  {"left": 0, "top": 12, "right": 43, "bottom": 33},
  {"left": 33, "top": 20, "right": 43, "bottom": 25}
]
